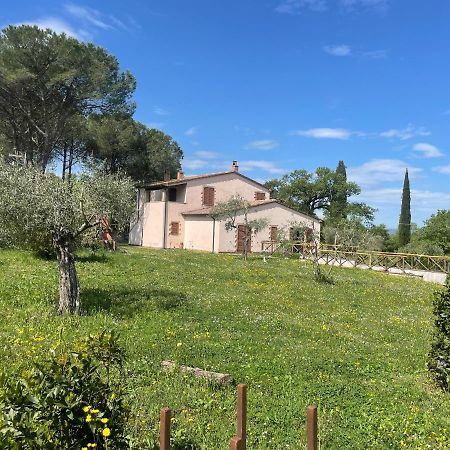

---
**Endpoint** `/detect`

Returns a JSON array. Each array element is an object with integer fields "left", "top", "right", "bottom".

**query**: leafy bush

[
  {"left": 0, "top": 331, "right": 128, "bottom": 449},
  {"left": 428, "top": 280, "right": 450, "bottom": 390},
  {"left": 398, "top": 241, "right": 444, "bottom": 256}
]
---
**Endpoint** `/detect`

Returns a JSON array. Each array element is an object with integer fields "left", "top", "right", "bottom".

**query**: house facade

[{"left": 129, "top": 161, "right": 321, "bottom": 253}]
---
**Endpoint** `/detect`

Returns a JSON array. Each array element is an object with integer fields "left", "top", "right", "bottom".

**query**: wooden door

[{"left": 237, "top": 225, "right": 251, "bottom": 253}]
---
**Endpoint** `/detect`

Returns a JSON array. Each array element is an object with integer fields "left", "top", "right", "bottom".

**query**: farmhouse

[{"left": 129, "top": 161, "right": 321, "bottom": 253}]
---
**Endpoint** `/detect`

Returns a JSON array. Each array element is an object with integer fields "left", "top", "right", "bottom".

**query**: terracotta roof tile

[{"left": 136, "top": 171, "right": 269, "bottom": 190}]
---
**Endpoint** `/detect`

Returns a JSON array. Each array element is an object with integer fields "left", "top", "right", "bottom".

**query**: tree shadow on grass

[
  {"left": 81, "top": 286, "right": 188, "bottom": 317},
  {"left": 76, "top": 252, "right": 109, "bottom": 263}
]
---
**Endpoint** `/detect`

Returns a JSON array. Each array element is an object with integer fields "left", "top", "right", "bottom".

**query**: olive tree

[
  {"left": 0, "top": 163, "right": 134, "bottom": 314},
  {"left": 210, "top": 195, "right": 268, "bottom": 260}
]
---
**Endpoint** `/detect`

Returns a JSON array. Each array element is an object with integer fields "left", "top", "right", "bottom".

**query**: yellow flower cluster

[{"left": 82, "top": 405, "right": 111, "bottom": 438}]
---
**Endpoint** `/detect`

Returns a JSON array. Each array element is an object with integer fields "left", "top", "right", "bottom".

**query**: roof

[
  {"left": 182, "top": 199, "right": 322, "bottom": 223},
  {"left": 136, "top": 170, "right": 270, "bottom": 190}
]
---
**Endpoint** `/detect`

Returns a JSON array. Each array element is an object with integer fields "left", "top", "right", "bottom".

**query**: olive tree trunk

[{"left": 55, "top": 236, "right": 80, "bottom": 314}]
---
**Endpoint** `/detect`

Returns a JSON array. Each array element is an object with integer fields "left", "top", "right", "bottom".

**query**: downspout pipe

[
  {"left": 163, "top": 188, "right": 168, "bottom": 249},
  {"left": 212, "top": 218, "right": 216, "bottom": 253}
]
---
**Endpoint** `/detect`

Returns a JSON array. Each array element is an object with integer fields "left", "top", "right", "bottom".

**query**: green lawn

[{"left": 0, "top": 247, "right": 449, "bottom": 449}]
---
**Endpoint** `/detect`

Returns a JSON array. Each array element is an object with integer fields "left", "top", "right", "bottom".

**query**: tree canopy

[
  {"left": 416, "top": 210, "right": 450, "bottom": 254},
  {"left": 0, "top": 25, "right": 136, "bottom": 171},
  {"left": 0, "top": 162, "right": 135, "bottom": 314},
  {"left": 398, "top": 169, "right": 411, "bottom": 247},
  {"left": 265, "top": 164, "right": 374, "bottom": 223},
  {"left": 87, "top": 115, "right": 183, "bottom": 183}
]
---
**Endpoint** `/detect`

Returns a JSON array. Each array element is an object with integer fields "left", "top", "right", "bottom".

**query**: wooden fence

[
  {"left": 261, "top": 241, "right": 450, "bottom": 274},
  {"left": 159, "top": 384, "right": 318, "bottom": 450}
]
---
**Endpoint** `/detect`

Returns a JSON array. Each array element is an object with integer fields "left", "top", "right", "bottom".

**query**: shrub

[
  {"left": 428, "top": 279, "right": 450, "bottom": 390},
  {"left": 0, "top": 331, "right": 128, "bottom": 449},
  {"left": 398, "top": 241, "right": 444, "bottom": 257}
]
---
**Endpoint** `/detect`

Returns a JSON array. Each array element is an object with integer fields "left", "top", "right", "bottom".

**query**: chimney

[
  {"left": 176, "top": 170, "right": 184, "bottom": 180},
  {"left": 232, "top": 160, "right": 239, "bottom": 172},
  {"left": 163, "top": 169, "right": 170, "bottom": 181}
]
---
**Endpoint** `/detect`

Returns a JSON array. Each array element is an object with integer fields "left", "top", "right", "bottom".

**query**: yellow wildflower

[
  {"left": 82, "top": 448, "right": 88, "bottom": 450},
  {"left": 82, "top": 406, "right": 91, "bottom": 413},
  {"left": 100, "top": 418, "right": 108, "bottom": 424},
  {"left": 102, "top": 428, "right": 111, "bottom": 438},
  {"left": 91, "top": 409, "right": 100, "bottom": 414},
  {"left": 86, "top": 414, "right": 92, "bottom": 423}
]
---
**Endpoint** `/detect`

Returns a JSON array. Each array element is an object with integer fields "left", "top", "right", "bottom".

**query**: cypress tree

[
  {"left": 330, "top": 160, "right": 348, "bottom": 223},
  {"left": 398, "top": 169, "right": 411, "bottom": 246}
]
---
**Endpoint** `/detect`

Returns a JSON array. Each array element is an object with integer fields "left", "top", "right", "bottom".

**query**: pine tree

[
  {"left": 398, "top": 169, "right": 411, "bottom": 246},
  {"left": 329, "top": 160, "right": 348, "bottom": 223}
]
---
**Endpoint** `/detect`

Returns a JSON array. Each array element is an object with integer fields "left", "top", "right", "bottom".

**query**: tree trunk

[
  {"left": 62, "top": 142, "right": 68, "bottom": 180},
  {"left": 55, "top": 236, "right": 80, "bottom": 314}
]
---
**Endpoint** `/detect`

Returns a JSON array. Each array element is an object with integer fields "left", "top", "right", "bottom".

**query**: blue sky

[{"left": 2, "top": 0, "right": 450, "bottom": 227}]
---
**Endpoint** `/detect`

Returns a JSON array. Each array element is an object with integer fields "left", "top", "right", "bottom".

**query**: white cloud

[
  {"left": 239, "top": 160, "right": 285, "bottom": 174},
  {"left": 361, "top": 49, "right": 387, "bottom": 59},
  {"left": 153, "top": 106, "right": 168, "bottom": 116},
  {"left": 184, "top": 126, "right": 198, "bottom": 137},
  {"left": 275, "top": 0, "right": 327, "bottom": 14},
  {"left": 340, "top": 0, "right": 389, "bottom": 13},
  {"left": 324, "top": 44, "right": 351, "bottom": 56},
  {"left": 65, "top": 3, "right": 111, "bottom": 30},
  {"left": 347, "top": 159, "right": 422, "bottom": 187},
  {"left": 244, "top": 139, "right": 279, "bottom": 150},
  {"left": 14, "top": 17, "right": 88, "bottom": 40},
  {"left": 194, "top": 151, "right": 220, "bottom": 159},
  {"left": 291, "top": 127, "right": 351, "bottom": 139},
  {"left": 147, "top": 122, "right": 164, "bottom": 129},
  {"left": 380, "top": 124, "right": 430, "bottom": 140},
  {"left": 183, "top": 159, "right": 209, "bottom": 171},
  {"left": 359, "top": 188, "right": 450, "bottom": 213},
  {"left": 433, "top": 164, "right": 450, "bottom": 175},
  {"left": 413, "top": 143, "right": 444, "bottom": 158}
]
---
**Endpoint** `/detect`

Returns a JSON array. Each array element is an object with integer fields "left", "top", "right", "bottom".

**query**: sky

[{"left": 2, "top": 0, "right": 450, "bottom": 227}]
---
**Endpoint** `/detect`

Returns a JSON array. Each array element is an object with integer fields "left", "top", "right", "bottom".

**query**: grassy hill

[{"left": 0, "top": 247, "right": 448, "bottom": 449}]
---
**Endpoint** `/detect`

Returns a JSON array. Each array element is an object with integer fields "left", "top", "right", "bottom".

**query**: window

[
  {"left": 255, "top": 192, "right": 266, "bottom": 201},
  {"left": 270, "top": 226, "right": 278, "bottom": 241},
  {"left": 168, "top": 187, "right": 177, "bottom": 202},
  {"left": 203, "top": 186, "right": 215, "bottom": 206},
  {"left": 170, "top": 222, "right": 180, "bottom": 236},
  {"left": 289, "top": 227, "right": 303, "bottom": 241}
]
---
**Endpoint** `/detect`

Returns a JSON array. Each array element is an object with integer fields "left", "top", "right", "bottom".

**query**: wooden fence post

[
  {"left": 306, "top": 405, "right": 318, "bottom": 450},
  {"left": 230, "top": 384, "right": 247, "bottom": 450},
  {"left": 160, "top": 407, "right": 171, "bottom": 450}
]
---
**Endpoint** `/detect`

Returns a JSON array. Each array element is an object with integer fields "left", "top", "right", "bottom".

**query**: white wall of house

[
  {"left": 217, "top": 203, "right": 321, "bottom": 253},
  {"left": 184, "top": 216, "right": 219, "bottom": 252},
  {"left": 141, "top": 202, "right": 166, "bottom": 248},
  {"left": 186, "top": 173, "right": 270, "bottom": 208}
]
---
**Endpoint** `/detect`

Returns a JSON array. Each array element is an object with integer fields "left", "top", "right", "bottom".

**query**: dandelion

[{"left": 102, "top": 428, "right": 111, "bottom": 438}]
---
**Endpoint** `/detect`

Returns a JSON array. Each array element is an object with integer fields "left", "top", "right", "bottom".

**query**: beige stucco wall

[
  {"left": 217, "top": 203, "right": 321, "bottom": 253},
  {"left": 184, "top": 216, "right": 220, "bottom": 252},
  {"left": 141, "top": 201, "right": 166, "bottom": 248},
  {"left": 185, "top": 173, "right": 270, "bottom": 210}
]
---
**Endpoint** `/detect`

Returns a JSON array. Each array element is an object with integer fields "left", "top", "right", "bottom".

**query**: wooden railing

[
  {"left": 261, "top": 241, "right": 450, "bottom": 274},
  {"left": 159, "top": 384, "right": 319, "bottom": 450},
  {"left": 261, "top": 240, "right": 315, "bottom": 255}
]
